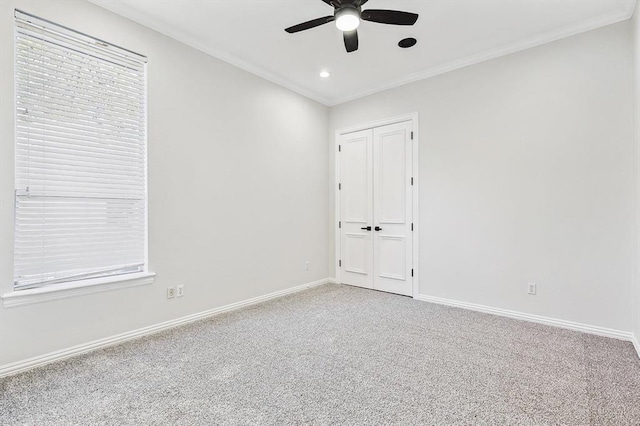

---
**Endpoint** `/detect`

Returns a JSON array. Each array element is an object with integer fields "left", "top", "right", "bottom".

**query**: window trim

[
  {"left": 10, "top": 9, "right": 152, "bottom": 297},
  {"left": 1, "top": 272, "right": 155, "bottom": 308}
]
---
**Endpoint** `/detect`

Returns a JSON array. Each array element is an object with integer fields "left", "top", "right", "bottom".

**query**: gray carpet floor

[{"left": 1, "top": 284, "right": 639, "bottom": 425}]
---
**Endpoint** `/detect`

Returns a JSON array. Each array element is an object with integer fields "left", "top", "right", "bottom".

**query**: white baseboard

[
  {"left": 0, "top": 277, "right": 331, "bottom": 378},
  {"left": 415, "top": 294, "right": 634, "bottom": 342},
  {"left": 632, "top": 334, "right": 640, "bottom": 360}
]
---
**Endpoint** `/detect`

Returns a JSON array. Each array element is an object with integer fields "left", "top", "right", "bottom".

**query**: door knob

[
  {"left": 375, "top": 226, "right": 382, "bottom": 231},
  {"left": 361, "top": 226, "right": 372, "bottom": 231}
]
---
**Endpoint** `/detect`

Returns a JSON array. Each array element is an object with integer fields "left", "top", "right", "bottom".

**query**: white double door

[{"left": 339, "top": 120, "right": 413, "bottom": 296}]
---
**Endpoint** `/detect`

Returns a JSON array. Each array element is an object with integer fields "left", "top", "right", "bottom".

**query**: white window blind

[{"left": 14, "top": 10, "right": 148, "bottom": 290}]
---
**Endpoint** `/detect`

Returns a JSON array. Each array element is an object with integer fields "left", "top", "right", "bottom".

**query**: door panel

[
  {"left": 378, "top": 133, "right": 406, "bottom": 223},
  {"left": 343, "top": 136, "right": 369, "bottom": 223},
  {"left": 344, "top": 233, "right": 368, "bottom": 275},
  {"left": 373, "top": 121, "right": 413, "bottom": 296},
  {"left": 340, "top": 129, "right": 373, "bottom": 289},
  {"left": 378, "top": 235, "right": 407, "bottom": 281}
]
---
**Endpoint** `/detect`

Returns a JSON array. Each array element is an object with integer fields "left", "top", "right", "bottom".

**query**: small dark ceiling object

[
  {"left": 285, "top": 0, "right": 419, "bottom": 53},
  {"left": 398, "top": 37, "right": 417, "bottom": 48}
]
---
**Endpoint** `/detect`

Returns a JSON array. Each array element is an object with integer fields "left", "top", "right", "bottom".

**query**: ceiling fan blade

[
  {"left": 285, "top": 16, "right": 335, "bottom": 33},
  {"left": 343, "top": 29, "right": 358, "bottom": 53},
  {"left": 361, "top": 9, "right": 419, "bottom": 26},
  {"left": 359, "top": 0, "right": 369, "bottom": 5}
]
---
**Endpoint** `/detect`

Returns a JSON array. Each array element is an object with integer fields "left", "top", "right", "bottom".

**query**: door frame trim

[{"left": 334, "top": 112, "right": 420, "bottom": 298}]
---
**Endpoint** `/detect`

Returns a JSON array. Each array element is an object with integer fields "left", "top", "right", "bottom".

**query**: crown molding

[
  {"left": 89, "top": 0, "right": 636, "bottom": 107},
  {"left": 328, "top": 2, "right": 637, "bottom": 106},
  {"left": 86, "top": 0, "right": 333, "bottom": 106}
]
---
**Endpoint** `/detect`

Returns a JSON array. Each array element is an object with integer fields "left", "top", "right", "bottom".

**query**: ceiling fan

[{"left": 285, "top": 0, "right": 419, "bottom": 53}]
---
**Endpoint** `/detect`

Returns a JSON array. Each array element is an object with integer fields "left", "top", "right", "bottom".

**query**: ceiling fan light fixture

[
  {"left": 284, "top": 0, "right": 419, "bottom": 53},
  {"left": 335, "top": 8, "right": 360, "bottom": 32}
]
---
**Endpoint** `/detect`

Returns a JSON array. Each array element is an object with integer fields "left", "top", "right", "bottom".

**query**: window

[{"left": 13, "top": 10, "right": 148, "bottom": 291}]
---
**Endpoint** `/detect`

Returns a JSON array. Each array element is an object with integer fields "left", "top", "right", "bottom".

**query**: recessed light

[
  {"left": 398, "top": 37, "right": 417, "bottom": 48},
  {"left": 319, "top": 70, "right": 331, "bottom": 78}
]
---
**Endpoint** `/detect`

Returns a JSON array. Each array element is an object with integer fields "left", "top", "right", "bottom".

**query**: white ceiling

[{"left": 89, "top": 0, "right": 636, "bottom": 106}]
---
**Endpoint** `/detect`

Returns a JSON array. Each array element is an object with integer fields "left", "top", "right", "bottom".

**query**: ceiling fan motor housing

[{"left": 336, "top": 3, "right": 361, "bottom": 15}]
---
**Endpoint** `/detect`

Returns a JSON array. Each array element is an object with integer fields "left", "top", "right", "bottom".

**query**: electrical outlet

[
  {"left": 176, "top": 285, "right": 184, "bottom": 297},
  {"left": 528, "top": 283, "right": 537, "bottom": 295},
  {"left": 305, "top": 261, "right": 310, "bottom": 270},
  {"left": 167, "top": 287, "right": 176, "bottom": 299}
]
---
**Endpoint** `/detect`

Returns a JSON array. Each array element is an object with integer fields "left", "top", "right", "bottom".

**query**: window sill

[{"left": 1, "top": 272, "right": 156, "bottom": 309}]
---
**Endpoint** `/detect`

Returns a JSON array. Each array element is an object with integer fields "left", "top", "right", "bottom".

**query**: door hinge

[
  {"left": 411, "top": 223, "right": 413, "bottom": 231},
  {"left": 338, "top": 144, "right": 341, "bottom": 152},
  {"left": 411, "top": 131, "right": 414, "bottom": 140},
  {"left": 411, "top": 269, "right": 414, "bottom": 277},
  {"left": 339, "top": 183, "right": 341, "bottom": 190},
  {"left": 339, "top": 221, "right": 341, "bottom": 229},
  {"left": 339, "top": 259, "right": 342, "bottom": 267},
  {"left": 411, "top": 177, "right": 413, "bottom": 186}
]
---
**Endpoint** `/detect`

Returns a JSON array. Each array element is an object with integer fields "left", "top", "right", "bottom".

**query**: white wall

[
  {"left": 0, "top": 0, "right": 330, "bottom": 366},
  {"left": 330, "top": 22, "right": 636, "bottom": 332}
]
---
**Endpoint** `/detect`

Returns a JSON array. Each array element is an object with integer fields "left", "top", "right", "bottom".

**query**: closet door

[
  {"left": 339, "top": 129, "right": 374, "bottom": 289},
  {"left": 372, "top": 121, "right": 413, "bottom": 296}
]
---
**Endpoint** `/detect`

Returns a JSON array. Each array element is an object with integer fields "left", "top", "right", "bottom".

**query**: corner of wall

[{"left": 634, "top": 2, "right": 640, "bottom": 357}]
